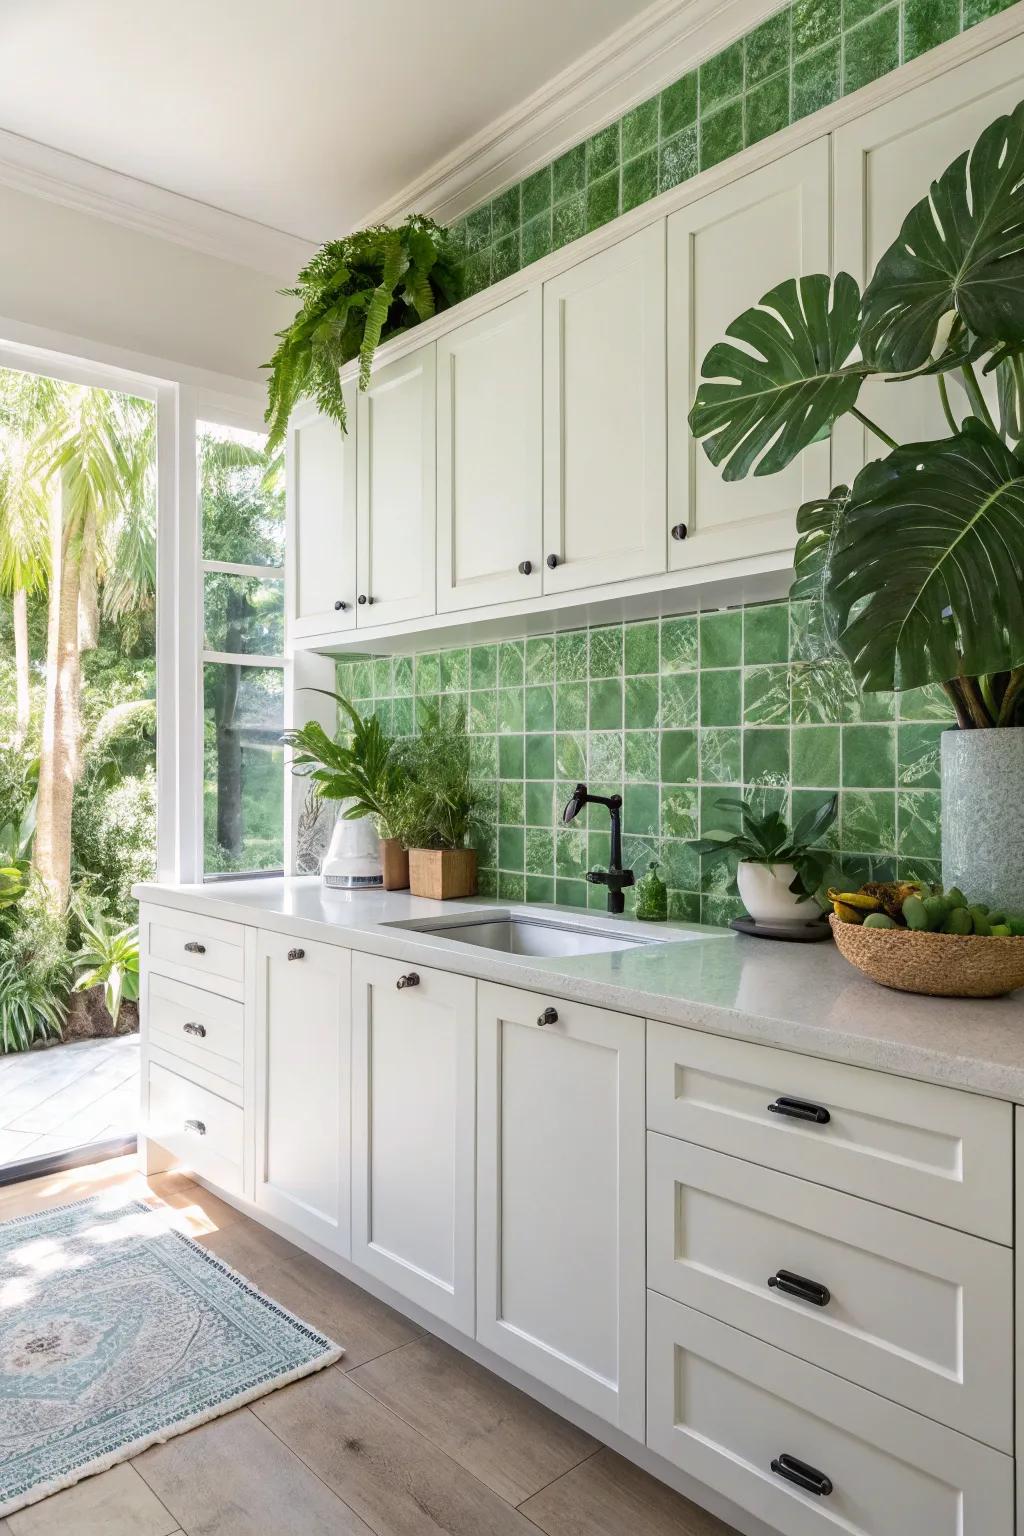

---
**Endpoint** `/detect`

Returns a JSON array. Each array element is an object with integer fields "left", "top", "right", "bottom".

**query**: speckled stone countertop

[{"left": 135, "top": 878, "right": 1024, "bottom": 1102}]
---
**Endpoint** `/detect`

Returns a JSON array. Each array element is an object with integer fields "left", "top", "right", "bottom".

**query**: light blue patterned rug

[{"left": 0, "top": 1195, "right": 343, "bottom": 1517}]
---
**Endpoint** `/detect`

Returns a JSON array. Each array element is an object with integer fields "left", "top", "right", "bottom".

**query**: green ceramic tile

[
  {"left": 898, "top": 683, "right": 955, "bottom": 722},
  {"left": 470, "top": 644, "right": 497, "bottom": 690},
  {"left": 525, "top": 734, "right": 555, "bottom": 780},
  {"left": 746, "top": 9, "right": 792, "bottom": 84},
  {"left": 371, "top": 657, "right": 392, "bottom": 695},
  {"left": 552, "top": 193, "right": 585, "bottom": 249},
  {"left": 392, "top": 697, "right": 414, "bottom": 736},
  {"left": 464, "top": 204, "right": 492, "bottom": 251},
  {"left": 393, "top": 655, "right": 413, "bottom": 696},
  {"left": 461, "top": 250, "right": 492, "bottom": 297},
  {"left": 660, "top": 126, "right": 698, "bottom": 192},
  {"left": 525, "top": 685, "right": 554, "bottom": 732},
  {"left": 556, "top": 827, "right": 588, "bottom": 878},
  {"left": 702, "top": 893, "right": 746, "bottom": 925},
  {"left": 478, "top": 868, "right": 498, "bottom": 897},
  {"left": 622, "top": 98, "right": 659, "bottom": 160},
  {"left": 522, "top": 165, "right": 552, "bottom": 222},
  {"left": 697, "top": 726, "right": 740, "bottom": 784},
  {"left": 624, "top": 731, "right": 660, "bottom": 782},
  {"left": 841, "top": 789, "right": 896, "bottom": 853},
  {"left": 589, "top": 828, "right": 611, "bottom": 868},
  {"left": 498, "top": 781, "right": 525, "bottom": 824},
  {"left": 625, "top": 621, "right": 659, "bottom": 675},
  {"left": 525, "top": 826, "right": 554, "bottom": 874},
  {"left": 491, "top": 234, "right": 520, "bottom": 283},
  {"left": 700, "top": 39, "right": 744, "bottom": 114},
  {"left": 526, "top": 874, "right": 555, "bottom": 904},
  {"left": 470, "top": 690, "right": 497, "bottom": 734},
  {"left": 659, "top": 837, "right": 700, "bottom": 891},
  {"left": 555, "top": 732, "right": 586, "bottom": 781},
  {"left": 498, "top": 688, "right": 524, "bottom": 734},
  {"left": 700, "top": 610, "right": 742, "bottom": 667},
  {"left": 793, "top": 0, "right": 840, "bottom": 53},
  {"left": 491, "top": 185, "right": 521, "bottom": 242},
  {"left": 590, "top": 678, "right": 623, "bottom": 730},
  {"left": 522, "top": 213, "right": 553, "bottom": 267},
  {"left": 625, "top": 676, "right": 660, "bottom": 729},
  {"left": 661, "top": 787, "right": 699, "bottom": 840},
  {"left": 964, "top": 0, "right": 1017, "bottom": 19},
  {"left": 440, "top": 649, "right": 468, "bottom": 691},
  {"left": 552, "top": 143, "right": 586, "bottom": 202},
  {"left": 662, "top": 674, "right": 699, "bottom": 728},
  {"left": 498, "top": 825, "right": 524, "bottom": 870},
  {"left": 587, "top": 170, "right": 620, "bottom": 233},
  {"left": 842, "top": 724, "right": 895, "bottom": 788},
  {"left": 700, "top": 669, "right": 742, "bottom": 727},
  {"left": 897, "top": 790, "right": 942, "bottom": 859},
  {"left": 625, "top": 784, "right": 660, "bottom": 838},
  {"left": 661, "top": 729, "right": 699, "bottom": 784},
  {"left": 587, "top": 122, "right": 621, "bottom": 180},
  {"left": 843, "top": 6, "right": 899, "bottom": 95},
  {"left": 903, "top": 0, "right": 959, "bottom": 58},
  {"left": 745, "top": 73, "right": 791, "bottom": 146},
  {"left": 661, "top": 617, "right": 698, "bottom": 673},
  {"left": 498, "top": 640, "right": 525, "bottom": 688},
  {"left": 896, "top": 857, "right": 941, "bottom": 888},
  {"left": 556, "top": 630, "right": 587, "bottom": 680},
  {"left": 897, "top": 723, "right": 944, "bottom": 789},
  {"left": 700, "top": 101, "right": 744, "bottom": 170},
  {"left": 415, "top": 653, "right": 441, "bottom": 695},
  {"left": 556, "top": 878, "right": 588, "bottom": 909},
  {"left": 589, "top": 626, "right": 623, "bottom": 677},
  {"left": 844, "top": 0, "right": 889, "bottom": 25},
  {"left": 525, "top": 780, "right": 554, "bottom": 826},
  {"left": 857, "top": 686, "right": 899, "bottom": 719},
  {"left": 792, "top": 725, "right": 840, "bottom": 786},
  {"left": 526, "top": 635, "right": 555, "bottom": 684},
  {"left": 498, "top": 871, "right": 525, "bottom": 901},
  {"left": 792, "top": 788, "right": 840, "bottom": 850},
  {"left": 701, "top": 845, "right": 740, "bottom": 896},
  {"left": 589, "top": 731, "right": 623, "bottom": 780},
  {"left": 660, "top": 72, "right": 698, "bottom": 137},
  {"left": 470, "top": 735, "right": 497, "bottom": 777},
  {"left": 744, "top": 604, "right": 790, "bottom": 664},
  {"left": 622, "top": 150, "right": 659, "bottom": 214},
  {"left": 499, "top": 735, "right": 524, "bottom": 779},
  {"left": 790, "top": 659, "right": 853, "bottom": 724},
  {"left": 792, "top": 40, "right": 841, "bottom": 120},
  {"left": 556, "top": 683, "right": 587, "bottom": 732},
  {"left": 352, "top": 660, "right": 373, "bottom": 697},
  {"left": 744, "top": 666, "right": 791, "bottom": 725},
  {"left": 744, "top": 727, "right": 791, "bottom": 785}
]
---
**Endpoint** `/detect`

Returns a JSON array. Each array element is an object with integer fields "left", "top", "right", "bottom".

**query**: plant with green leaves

[
  {"left": 396, "top": 700, "right": 484, "bottom": 852},
  {"left": 264, "top": 217, "right": 459, "bottom": 451},
  {"left": 72, "top": 906, "right": 140, "bottom": 1031},
  {"left": 0, "top": 878, "right": 70, "bottom": 1053},
  {"left": 282, "top": 692, "right": 409, "bottom": 841},
  {"left": 688, "top": 100, "right": 1024, "bottom": 730},
  {"left": 695, "top": 794, "right": 838, "bottom": 900}
]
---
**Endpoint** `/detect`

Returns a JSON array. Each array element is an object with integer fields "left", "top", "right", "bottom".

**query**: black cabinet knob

[
  {"left": 537, "top": 1007, "right": 558, "bottom": 1027},
  {"left": 334, "top": 599, "right": 349, "bottom": 611},
  {"left": 770, "top": 1454, "right": 833, "bottom": 1498},
  {"left": 768, "top": 1096, "right": 830, "bottom": 1125},
  {"left": 287, "top": 947, "right": 305, "bottom": 961},
  {"left": 183, "top": 940, "right": 206, "bottom": 955},
  {"left": 518, "top": 560, "right": 533, "bottom": 575},
  {"left": 546, "top": 553, "right": 559, "bottom": 569},
  {"left": 396, "top": 972, "right": 420, "bottom": 990},
  {"left": 671, "top": 523, "right": 688, "bottom": 541}
]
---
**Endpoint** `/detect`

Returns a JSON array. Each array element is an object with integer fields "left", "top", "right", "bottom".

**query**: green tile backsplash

[
  {"left": 335, "top": 601, "right": 955, "bottom": 927},
  {"left": 447, "top": 0, "right": 1017, "bottom": 299}
]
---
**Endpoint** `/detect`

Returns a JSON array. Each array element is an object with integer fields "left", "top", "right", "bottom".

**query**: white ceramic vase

[{"left": 736, "top": 860, "right": 820, "bottom": 926}]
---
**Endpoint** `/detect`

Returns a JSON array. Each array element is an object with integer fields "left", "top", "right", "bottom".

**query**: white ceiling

[{"left": 0, "top": 0, "right": 656, "bottom": 243}]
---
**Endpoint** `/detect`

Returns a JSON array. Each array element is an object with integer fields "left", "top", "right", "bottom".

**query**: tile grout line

[{"left": 513, "top": 1445, "right": 605, "bottom": 1511}]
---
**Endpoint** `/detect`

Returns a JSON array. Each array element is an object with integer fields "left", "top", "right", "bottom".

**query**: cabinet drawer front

[
  {"left": 147, "top": 974, "right": 243, "bottom": 1091},
  {"left": 141, "top": 905, "right": 245, "bottom": 993},
  {"left": 646, "top": 1021, "right": 1011, "bottom": 1243},
  {"left": 647, "top": 1292, "right": 1013, "bottom": 1536},
  {"left": 146, "top": 1062, "right": 243, "bottom": 1193},
  {"left": 647, "top": 1135, "right": 1012, "bottom": 1450}
]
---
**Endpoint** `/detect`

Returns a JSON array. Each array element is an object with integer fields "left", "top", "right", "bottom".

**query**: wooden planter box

[
  {"left": 380, "top": 838, "right": 410, "bottom": 891},
  {"left": 408, "top": 848, "right": 477, "bottom": 901}
]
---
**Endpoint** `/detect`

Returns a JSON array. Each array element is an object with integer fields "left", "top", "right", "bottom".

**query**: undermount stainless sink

[{"left": 386, "top": 913, "right": 675, "bottom": 957}]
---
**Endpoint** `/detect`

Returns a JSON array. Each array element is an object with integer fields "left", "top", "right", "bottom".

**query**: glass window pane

[
  {"left": 204, "top": 571, "right": 284, "bottom": 655},
  {"left": 199, "top": 422, "right": 284, "bottom": 567},
  {"left": 203, "top": 663, "right": 284, "bottom": 876}
]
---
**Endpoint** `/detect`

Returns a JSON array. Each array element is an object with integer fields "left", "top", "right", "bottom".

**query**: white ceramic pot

[{"left": 736, "top": 860, "right": 820, "bottom": 926}]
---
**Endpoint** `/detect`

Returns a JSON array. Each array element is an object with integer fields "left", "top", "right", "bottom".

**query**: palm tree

[{"left": 31, "top": 385, "right": 155, "bottom": 904}]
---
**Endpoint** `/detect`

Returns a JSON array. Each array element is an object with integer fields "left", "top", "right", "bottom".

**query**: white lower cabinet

[
  {"left": 351, "top": 954, "right": 476, "bottom": 1331},
  {"left": 475, "top": 982, "right": 646, "bottom": 1438},
  {"left": 647, "top": 1291, "right": 1014, "bottom": 1536},
  {"left": 253, "top": 931, "right": 352, "bottom": 1255}
]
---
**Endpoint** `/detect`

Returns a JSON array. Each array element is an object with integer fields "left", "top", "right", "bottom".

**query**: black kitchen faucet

[{"left": 562, "top": 782, "right": 635, "bottom": 915}]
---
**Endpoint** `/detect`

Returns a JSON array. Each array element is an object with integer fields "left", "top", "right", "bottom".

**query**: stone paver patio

[{"left": 0, "top": 1033, "right": 139, "bottom": 1169}]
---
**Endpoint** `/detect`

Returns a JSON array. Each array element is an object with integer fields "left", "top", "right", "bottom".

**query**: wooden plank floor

[{"left": 0, "top": 1157, "right": 738, "bottom": 1536}]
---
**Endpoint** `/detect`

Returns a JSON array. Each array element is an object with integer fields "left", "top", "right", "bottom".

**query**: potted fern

[
  {"left": 396, "top": 701, "right": 484, "bottom": 900},
  {"left": 689, "top": 99, "right": 1024, "bottom": 909}
]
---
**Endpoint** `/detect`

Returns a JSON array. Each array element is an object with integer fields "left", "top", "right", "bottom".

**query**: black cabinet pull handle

[
  {"left": 184, "top": 1118, "right": 207, "bottom": 1137},
  {"left": 768, "top": 1269, "right": 831, "bottom": 1307},
  {"left": 183, "top": 1022, "right": 207, "bottom": 1039},
  {"left": 183, "top": 940, "right": 206, "bottom": 955},
  {"left": 334, "top": 599, "right": 349, "bottom": 611},
  {"left": 771, "top": 1454, "right": 833, "bottom": 1497},
  {"left": 518, "top": 560, "right": 533, "bottom": 575},
  {"left": 768, "top": 1096, "right": 830, "bottom": 1125},
  {"left": 287, "top": 947, "right": 305, "bottom": 961},
  {"left": 546, "top": 553, "right": 559, "bottom": 569},
  {"left": 537, "top": 1007, "right": 558, "bottom": 1027},
  {"left": 671, "top": 522, "right": 688, "bottom": 540},
  {"left": 396, "top": 972, "right": 420, "bottom": 990}
]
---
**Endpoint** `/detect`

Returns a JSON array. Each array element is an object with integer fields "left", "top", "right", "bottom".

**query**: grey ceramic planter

[{"left": 941, "top": 729, "right": 1024, "bottom": 909}]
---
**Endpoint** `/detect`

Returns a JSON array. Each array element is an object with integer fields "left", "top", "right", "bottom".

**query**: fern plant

[
  {"left": 395, "top": 701, "right": 485, "bottom": 851},
  {"left": 264, "top": 216, "right": 459, "bottom": 450}
]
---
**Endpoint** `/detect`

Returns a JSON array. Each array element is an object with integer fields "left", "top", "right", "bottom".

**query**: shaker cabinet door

[{"left": 287, "top": 392, "right": 357, "bottom": 641}]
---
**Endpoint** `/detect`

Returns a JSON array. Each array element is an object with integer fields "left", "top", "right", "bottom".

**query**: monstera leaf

[
  {"left": 829, "top": 420, "right": 1024, "bottom": 693},
  {"left": 860, "top": 101, "right": 1024, "bottom": 372},
  {"left": 790, "top": 484, "right": 851, "bottom": 651},
  {"left": 688, "top": 273, "right": 867, "bottom": 480}
]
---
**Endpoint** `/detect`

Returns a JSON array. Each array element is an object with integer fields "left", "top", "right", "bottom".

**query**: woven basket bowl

[{"left": 829, "top": 914, "right": 1024, "bottom": 998}]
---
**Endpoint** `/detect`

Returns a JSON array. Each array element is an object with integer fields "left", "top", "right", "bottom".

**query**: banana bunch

[{"left": 828, "top": 881, "right": 924, "bottom": 925}]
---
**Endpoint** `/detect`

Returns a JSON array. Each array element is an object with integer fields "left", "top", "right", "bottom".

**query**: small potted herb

[
  {"left": 695, "top": 795, "right": 837, "bottom": 927},
  {"left": 397, "top": 701, "right": 484, "bottom": 900}
]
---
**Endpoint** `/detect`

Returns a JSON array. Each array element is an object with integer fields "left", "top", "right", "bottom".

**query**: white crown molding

[
  {"left": 361, "top": 0, "right": 780, "bottom": 227},
  {"left": 0, "top": 128, "right": 316, "bottom": 279}
]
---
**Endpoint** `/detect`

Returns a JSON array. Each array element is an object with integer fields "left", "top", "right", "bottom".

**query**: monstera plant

[
  {"left": 688, "top": 99, "right": 1024, "bottom": 733},
  {"left": 264, "top": 216, "right": 459, "bottom": 451}
]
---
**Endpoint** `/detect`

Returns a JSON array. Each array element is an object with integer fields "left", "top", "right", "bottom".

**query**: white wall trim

[{"left": 0, "top": 127, "right": 315, "bottom": 280}]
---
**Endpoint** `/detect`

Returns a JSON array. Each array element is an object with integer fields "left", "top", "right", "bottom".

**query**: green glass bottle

[{"left": 634, "top": 860, "right": 668, "bottom": 922}]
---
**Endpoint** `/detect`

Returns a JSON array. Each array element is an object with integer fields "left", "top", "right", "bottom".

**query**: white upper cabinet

[
  {"left": 436, "top": 290, "right": 543, "bottom": 611},
  {"left": 542, "top": 224, "right": 666, "bottom": 593},
  {"left": 286, "top": 393, "right": 357, "bottom": 641},
  {"left": 832, "top": 40, "right": 1024, "bottom": 488},
  {"left": 667, "top": 137, "right": 831, "bottom": 571},
  {"left": 356, "top": 344, "right": 436, "bottom": 626},
  {"left": 476, "top": 982, "right": 646, "bottom": 1437}
]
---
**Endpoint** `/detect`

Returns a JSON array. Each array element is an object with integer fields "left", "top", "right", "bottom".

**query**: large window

[{"left": 198, "top": 422, "right": 285, "bottom": 878}]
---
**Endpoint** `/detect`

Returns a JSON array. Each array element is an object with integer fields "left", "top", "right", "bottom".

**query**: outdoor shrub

[{"left": 72, "top": 768, "right": 156, "bottom": 923}]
